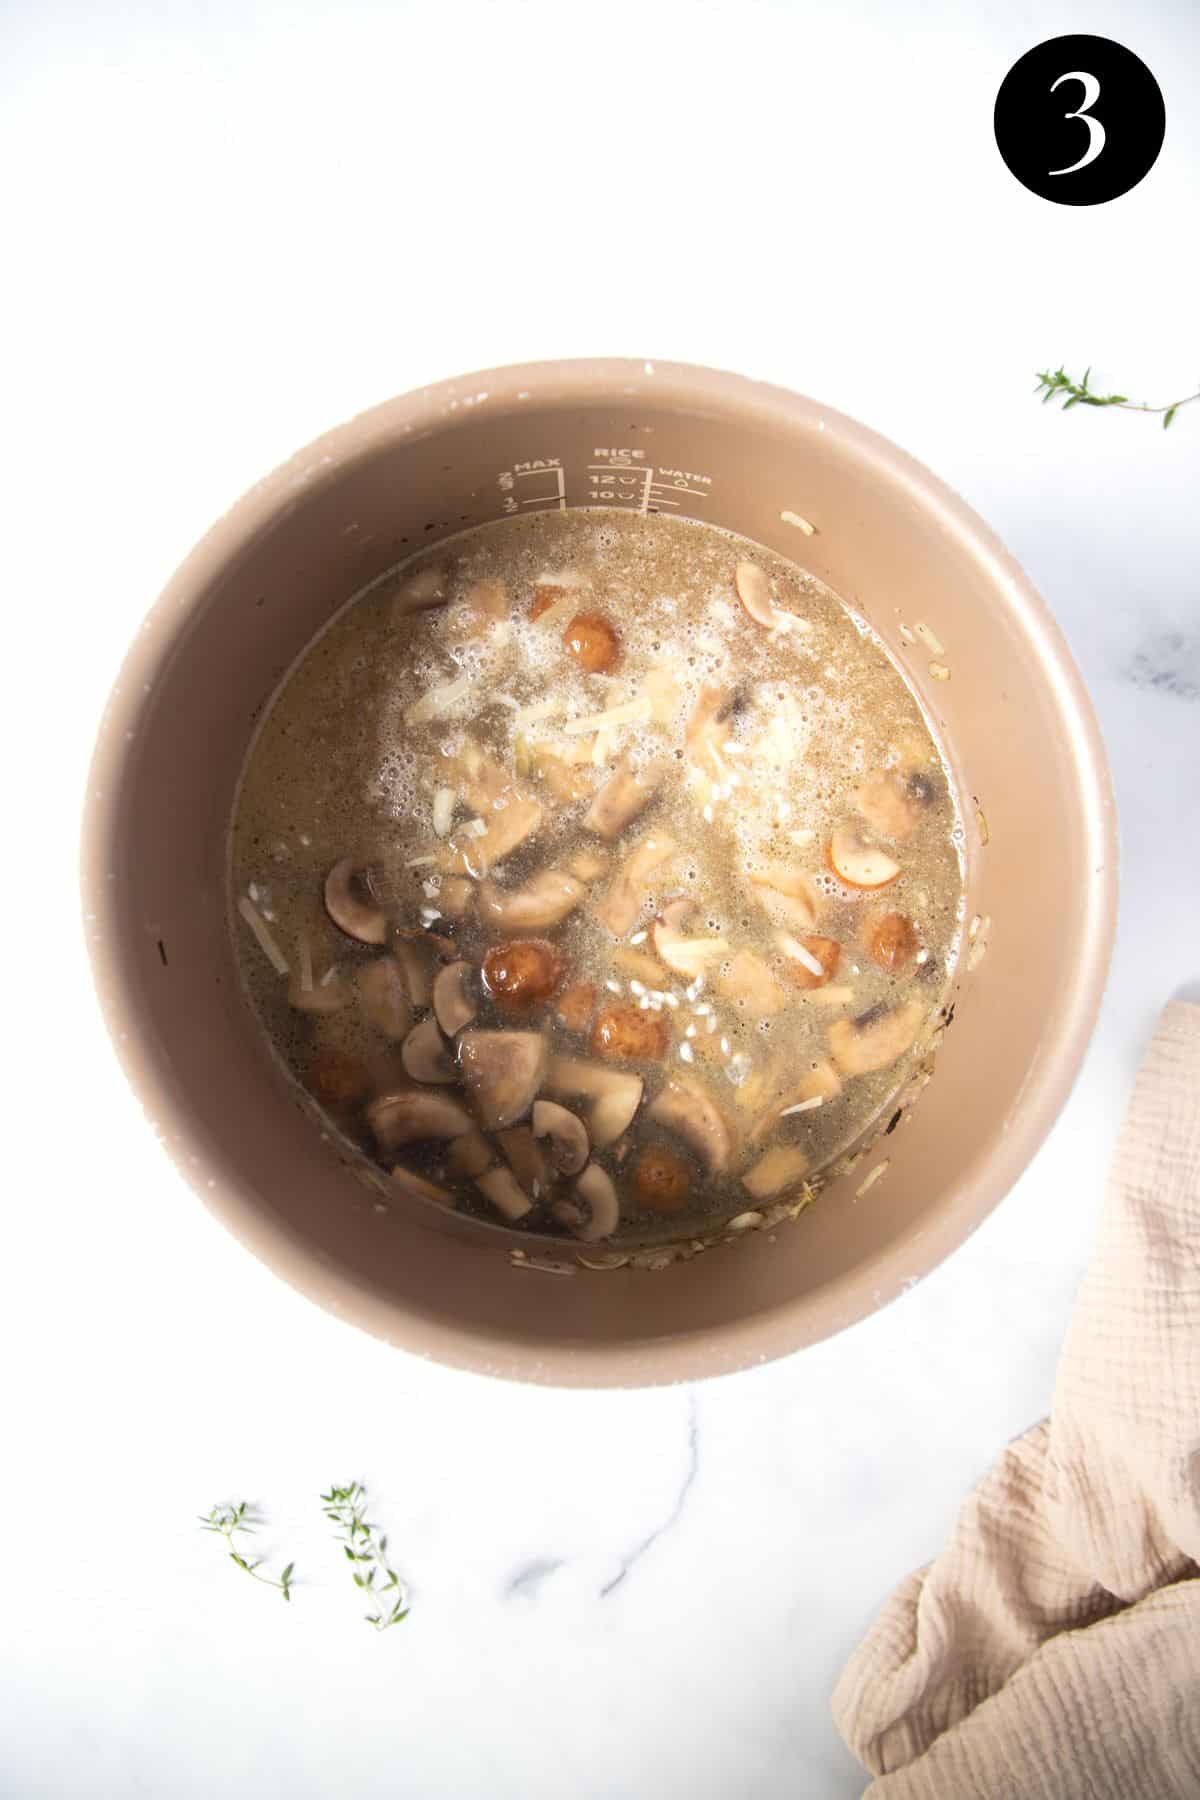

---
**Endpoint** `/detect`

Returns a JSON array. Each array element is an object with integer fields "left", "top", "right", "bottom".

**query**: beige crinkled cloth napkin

[{"left": 833, "top": 1000, "right": 1200, "bottom": 1798}]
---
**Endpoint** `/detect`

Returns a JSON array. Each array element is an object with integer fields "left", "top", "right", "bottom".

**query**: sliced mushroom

[
  {"left": 652, "top": 897, "right": 730, "bottom": 979},
  {"left": 741, "top": 1144, "right": 810, "bottom": 1201},
  {"left": 367, "top": 1087, "right": 475, "bottom": 1153},
  {"left": 531, "top": 1100, "right": 590, "bottom": 1176},
  {"left": 497, "top": 1125, "right": 550, "bottom": 1196},
  {"left": 714, "top": 949, "right": 788, "bottom": 1019},
  {"left": 431, "top": 961, "right": 477, "bottom": 1036},
  {"left": 475, "top": 1164, "right": 533, "bottom": 1223},
  {"left": 828, "top": 1000, "right": 925, "bottom": 1076},
  {"left": 734, "top": 560, "right": 781, "bottom": 630},
  {"left": 437, "top": 875, "right": 475, "bottom": 921},
  {"left": 531, "top": 748, "right": 596, "bottom": 806},
  {"left": 555, "top": 1162, "right": 620, "bottom": 1241},
  {"left": 684, "top": 685, "right": 732, "bottom": 786},
  {"left": 749, "top": 1062, "right": 842, "bottom": 1145},
  {"left": 646, "top": 1075, "right": 733, "bottom": 1174},
  {"left": 827, "top": 827, "right": 901, "bottom": 891},
  {"left": 583, "top": 757, "right": 665, "bottom": 840},
  {"left": 393, "top": 563, "right": 449, "bottom": 615},
  {"left": 401, "top": 1015, "right": 456, "bottom": 1084},
  {"left": 546, "top": 1056, "right": 644, "bottom": 1149},
  {"left": 594, "top": 833, "right": 678, "bottom": 936},
  {"left": 565, "top": 845, "right": 609, "bottom": 883},
  {"left": 611, "top": 945, "right": 669, "bottom": 985},
  {"left": 478, "top": 869, "right": 585, "bottom": 933},
  {"left": 390, "top": 1165, "right": 453, "bottom": 1206},
  {"left": 445, "top": 1128, "right": 496, "bottom": 1178},
  {"left": 854, "top": 772, "right": 920, "bottom": 842},
  {"left": 448, "top": 577, "right": 509, "bottom": 639},
  {"left": 458, "top": 1029, "right": 549, "bottom": 1130},
  {"left": 324, "top": 858, "right": 388, "bottom": 945},
  {"left": 444, "top": 794, "right": 544, "bottom": 876},
  {"left": 748, "top": 865, "right": 819, "bottom": 933},
  {"left": 357, "top": 956, "right": 415, "bottom": 1039}
]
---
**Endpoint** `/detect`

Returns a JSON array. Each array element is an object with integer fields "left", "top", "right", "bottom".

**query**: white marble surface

[{"left": 5, "top": 1, "right": 1199, "bottom": 1794}]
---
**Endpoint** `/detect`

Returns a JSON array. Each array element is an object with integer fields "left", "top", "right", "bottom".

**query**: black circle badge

[{"left": 995, "top": 35, "right": 1165, "bottom": 205}]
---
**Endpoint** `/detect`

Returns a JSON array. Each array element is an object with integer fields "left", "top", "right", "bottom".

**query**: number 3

[{"left": 1048, "top": 70, "right": 1105, "bottom": 175}]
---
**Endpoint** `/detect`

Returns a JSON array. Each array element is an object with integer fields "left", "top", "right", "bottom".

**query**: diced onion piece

[
  {"left": 405, "top": 672, "right": 471, "bottom": 727},
  {"left": 560, "top": 698, "right": 651, "bottom": 737},
  {"left": 432, "top": 786, "right": 456, "bottom": 837}
]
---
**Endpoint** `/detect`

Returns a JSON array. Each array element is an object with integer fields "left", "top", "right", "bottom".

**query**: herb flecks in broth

[{"left": 231, "top": 510, "right": 964, "bottom": 1247}]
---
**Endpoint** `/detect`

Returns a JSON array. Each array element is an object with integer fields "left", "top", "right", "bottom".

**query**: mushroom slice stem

[
  {"left": 646, "top": 1075, "right": 733, "bottom": 1174},
  {"left": 458, "top": 1030, "right": 550, "bottom": 1131},
  {"left": 741, "top": 1144, "right": 810, "bottom": 1201},
  {"left": 401, "top": 1015, "right": 457, "bottom": 1085},
  {"left": 828, "top": 1000, "right": 925, "bottom": 1076},
  {"left": 432, "top": 960, "right": 478, "bottom": 1035},
  {"left": 324, "top": 858, "right": 388, "bottom": 945},
  {"left": 475, "top": 1164, "right": 533, "bottom": 1223},
  {"left": 546, "top": 1057, "right": 644, "bottom": 1150},
  {"left": 531, "top": 1100, "right": 590, "bottom": 1176},
  {"left": 557, "top": 1162, "right": 620, "bottom": 1241},
  {"left": 748, "top": 866, "right": 819, "bottom": 933},
  {"left": 583, "top": 757, "right": 665, "bottom": 840},
  {"left": 497, "top": 1125, "right": 550, "bottom": 1197},
  {"left": 367, "top": 1088, "right": 475, "bottom": 1152},
  {"left": 735, "top": 560, "right": 783, "bottom": 630},
  {"left": 478, "top": 869, "right": 585, "bottom": 933}
]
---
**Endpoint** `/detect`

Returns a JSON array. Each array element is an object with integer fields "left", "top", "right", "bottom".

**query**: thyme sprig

[
  {"left": 321, "top": 1481, "right": 409, "bottom": 1630},
  {"left": 1034, "top": 365, "right": 1199, "bottom": 429},
  {"left": 200, "top": 1501, "right": 295, "bottom": 1601}
]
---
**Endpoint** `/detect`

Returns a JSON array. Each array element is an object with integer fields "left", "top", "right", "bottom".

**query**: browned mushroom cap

[
  {"left": 357, "top": 956, "right": 415, "bottom": 1039},
  {"left": 432, "top": 961, "right": 478, "bottom": 1036},
  {"left": 531, "top": 1100, "right": 590, "bottom": 1176},
  {"left": 497, "top": 1125, "right": 549, "bottom": 1197},
  {"left": 324, "top": 858, "right": 388, "bottom": 945},
  {"left": 457, "top": 1030, "right": 549, "bottom": 1131},
  {"left": 829, "top": 999, "right": 925, "bottom": 1075},
  {"left": 553, "top": 1162, "right": 620, "bottom": 1241},
  {"left": 646, "top": 1076, "right": 733, "bottom": 1174},
  {"left": 401, "top": 1015, "right": 456, "bottom": 1085},
  {"left": 390, "top": 1165, "right": 454, "bottom": 1206},
  {"left": 474, "top": 1164, "right": 533, "bottom": 1223},
  {"left": 545, "top": 1056, "right": 644, "bottom": 1149},
  {"left": 478, "top": 869, "right": 585, "bottom": 933},
  {"left": 583, "top": 758, "right": 664, "bottom": 840},
  {"left": 367, "top": 1088, "right": 475, "bottom": 1152},
  {"left": 741, "top": 1144, "right": 810, "bottom": 1201}
]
